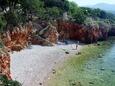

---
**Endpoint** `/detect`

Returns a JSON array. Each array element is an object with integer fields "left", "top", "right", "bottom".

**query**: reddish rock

[
  {"left": 2, "top": 23, "right": 33, "bottom": 51},
  {"left": 46, "top": 25, "right": 59, "bottom": 44},
  {"left": 31, "top": 23, "right": 59, "bottom": 45},
  {"left": 31, "top": 36, "right": 53, "bottom": 46},
  {"left": 0, "top": 48, "right": 11, "bottom": 80},
  {"left": 57, "top": 20, "right": 108, "bottom": 43}
]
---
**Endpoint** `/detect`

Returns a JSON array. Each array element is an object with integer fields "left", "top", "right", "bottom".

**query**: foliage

[
  {"left": 36, "top": 6, "right": 62, "bottom": 20},
  {"left": 0, "top": 0, "right": 115, "bottom": 26},
  {"left": 83, "top": 17, "right": 111, "bottom": 31},
  {"left": 0, "top": 15, "right": 6, "bottom": 31},
  {"left": 43, "top": 0, "right": 69, "bottom": 11},
  {"left": 0, "top": 75, "right": 21, "bottom": 86},
  {"left": 84, "top": 17, "right": 99, "bottom": 28},
  {"left": 72, "top": 8, "right": 86, "bottom": 24},
  {"left": 81, "top": 7, "right": 115, "bottom": 24},
  {"left": 68, "top": 1, "right": 78, "bottom": 16},
  {"left": 46, "top": 7, "right": 61, "bottom": 19},
  {"left": 97, "top": 20, "right": 111, "bottom": 31},
  {"left": 68, "top": 2, "right": 86, "bottom": 24}
]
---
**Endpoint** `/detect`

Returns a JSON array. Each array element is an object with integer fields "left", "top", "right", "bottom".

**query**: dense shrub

[
  {"left": 0, "top": 15, "right": 6, "bottom": 31},
  {"left": 0, "top": 75, "right": 21, "bottom": 86},
  {"left": 84, "top": 17, "right": 99, "bottom": 29}
]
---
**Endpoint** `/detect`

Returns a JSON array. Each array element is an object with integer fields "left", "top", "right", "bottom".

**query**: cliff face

[
  {"left": 108, "top": 25, "right": 115, "bottom": 36},
  {"left": 57, "top": 21, "right": 108, "bottom": 43},
  {"left": 0, "top": 22, "right": 34, "bottom": 80},
  {"left": 0, "top": 23, "right": 33, "bottom": 79}
]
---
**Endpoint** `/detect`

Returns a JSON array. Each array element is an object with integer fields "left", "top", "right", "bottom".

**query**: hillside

[{"left": 86, "top": 3, "right": 115, "bottom": 14}]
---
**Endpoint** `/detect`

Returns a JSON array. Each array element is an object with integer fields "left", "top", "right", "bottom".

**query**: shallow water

[
  {"left": 47, "top": 38, "right": 115, "bottom": 86},
  {"left": 81, "top": 45, "right": 115, "bottom": 86}
]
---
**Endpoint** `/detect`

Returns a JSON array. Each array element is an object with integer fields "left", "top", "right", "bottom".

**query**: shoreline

[
  {"left": 45, "top": 39, "right": 115, "bottom": 86},
  {"left": 43, "top": 45, "right": 83, "bottom": 86},
  {"left": 10, "top": 43, "right": 83, "bottom": 86}
]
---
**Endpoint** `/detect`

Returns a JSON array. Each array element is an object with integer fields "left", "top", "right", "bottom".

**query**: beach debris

[
  {"left": 72, "top": 82, "right": 76, "bottom": 86},
  {"left": 64, "top": 40, "right": 68, "bottom": 45},
  {"left": 69, "top": 80, "right": 82, "bottom": 86},
  {"left": 97, "top": 43, "right": 101, "bottom": 46},
  {"left": 52, "top": 69, "right": 56, "bottom": 74},
  {"left": 76, "top": 81, "right": 82, "bottom": 86},
  {"left": 76, "top": 52, "right": 81, "bottom": 55},
  {"left": 65, "top": 51, "right": 69, "bottom": 54},
  {"left": 62, "top": 49, "right": 70, "bottom": 54},
  {"left": 48, "top": 77, "right": 50, "bottom": 80},
  {"left": 69, "top": 80, "right": 76, "bottom": 86},
  {"left": 39, "top": 82, "right": 42, "bottom": 85}
]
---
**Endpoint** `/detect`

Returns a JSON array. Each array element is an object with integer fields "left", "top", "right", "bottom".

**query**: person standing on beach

[{"left": 76, "top": 41, "right": 79, "bottom": 50}]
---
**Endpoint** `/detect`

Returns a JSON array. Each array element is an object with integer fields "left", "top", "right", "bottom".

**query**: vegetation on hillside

[{"left": 0, "top": 0, "right": 115, "bottom": 28}]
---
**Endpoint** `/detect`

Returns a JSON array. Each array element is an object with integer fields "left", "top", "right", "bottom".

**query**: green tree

[
  {"left": 68, "top": 1, "right": 78, "bottom": 15},
  {"left": 43, "top": 0, "right": 69, "bottom": 11},
  {"left": 0, "top": 15, "right": 6, "bottom": 31}
]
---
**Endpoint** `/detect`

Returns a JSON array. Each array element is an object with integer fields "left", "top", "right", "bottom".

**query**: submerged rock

[
  {"left": 100, "top": 68, "right": 105, "bottom": 71},
  {"left": 111, "top": 70, "right": 115, "bottom": 73},
  {"left": 52, "top": 69, "right": 56, "bottom": 74},
  {"left": 98, "top": 54, "right": 103, "bottom": 58},
  {"left": 89, "top": 81, "right": 94, "bottom": 85}
]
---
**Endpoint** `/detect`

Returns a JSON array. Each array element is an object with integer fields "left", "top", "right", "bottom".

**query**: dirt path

[{"left": 10, "top": 43, "right": 82, "bottom": 86}]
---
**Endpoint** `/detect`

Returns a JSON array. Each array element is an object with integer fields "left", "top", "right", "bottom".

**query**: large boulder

[
  {"left": 31, "top": 36, "right": 54, "bottom": 46},
  {"left": 31, "top": 23, "right": 59, "bottom": 46}
]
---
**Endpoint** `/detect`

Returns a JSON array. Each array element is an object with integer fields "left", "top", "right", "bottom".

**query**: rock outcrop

[
  {"left": 57, "top": 20, "right": 108, "bottom": 43},
  {"left": 31, "top": 36, "right": 54, "bottom": 46},
  {"left": 0, "top": 48, "right": 11, "bottom": 80},
  {"left": 31, "top": 23, "right": 59, "bottom": 45},
  {"left": 108, "top": 24, "right": 115, "bottom": 36},
  {"left": 0, "top": 22, "right": 33, "bottom": 80}
]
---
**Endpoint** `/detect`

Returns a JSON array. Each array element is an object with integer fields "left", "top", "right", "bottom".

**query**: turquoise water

[{"left": 83, "top": 45, "right": 115, "bottom": 86}]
